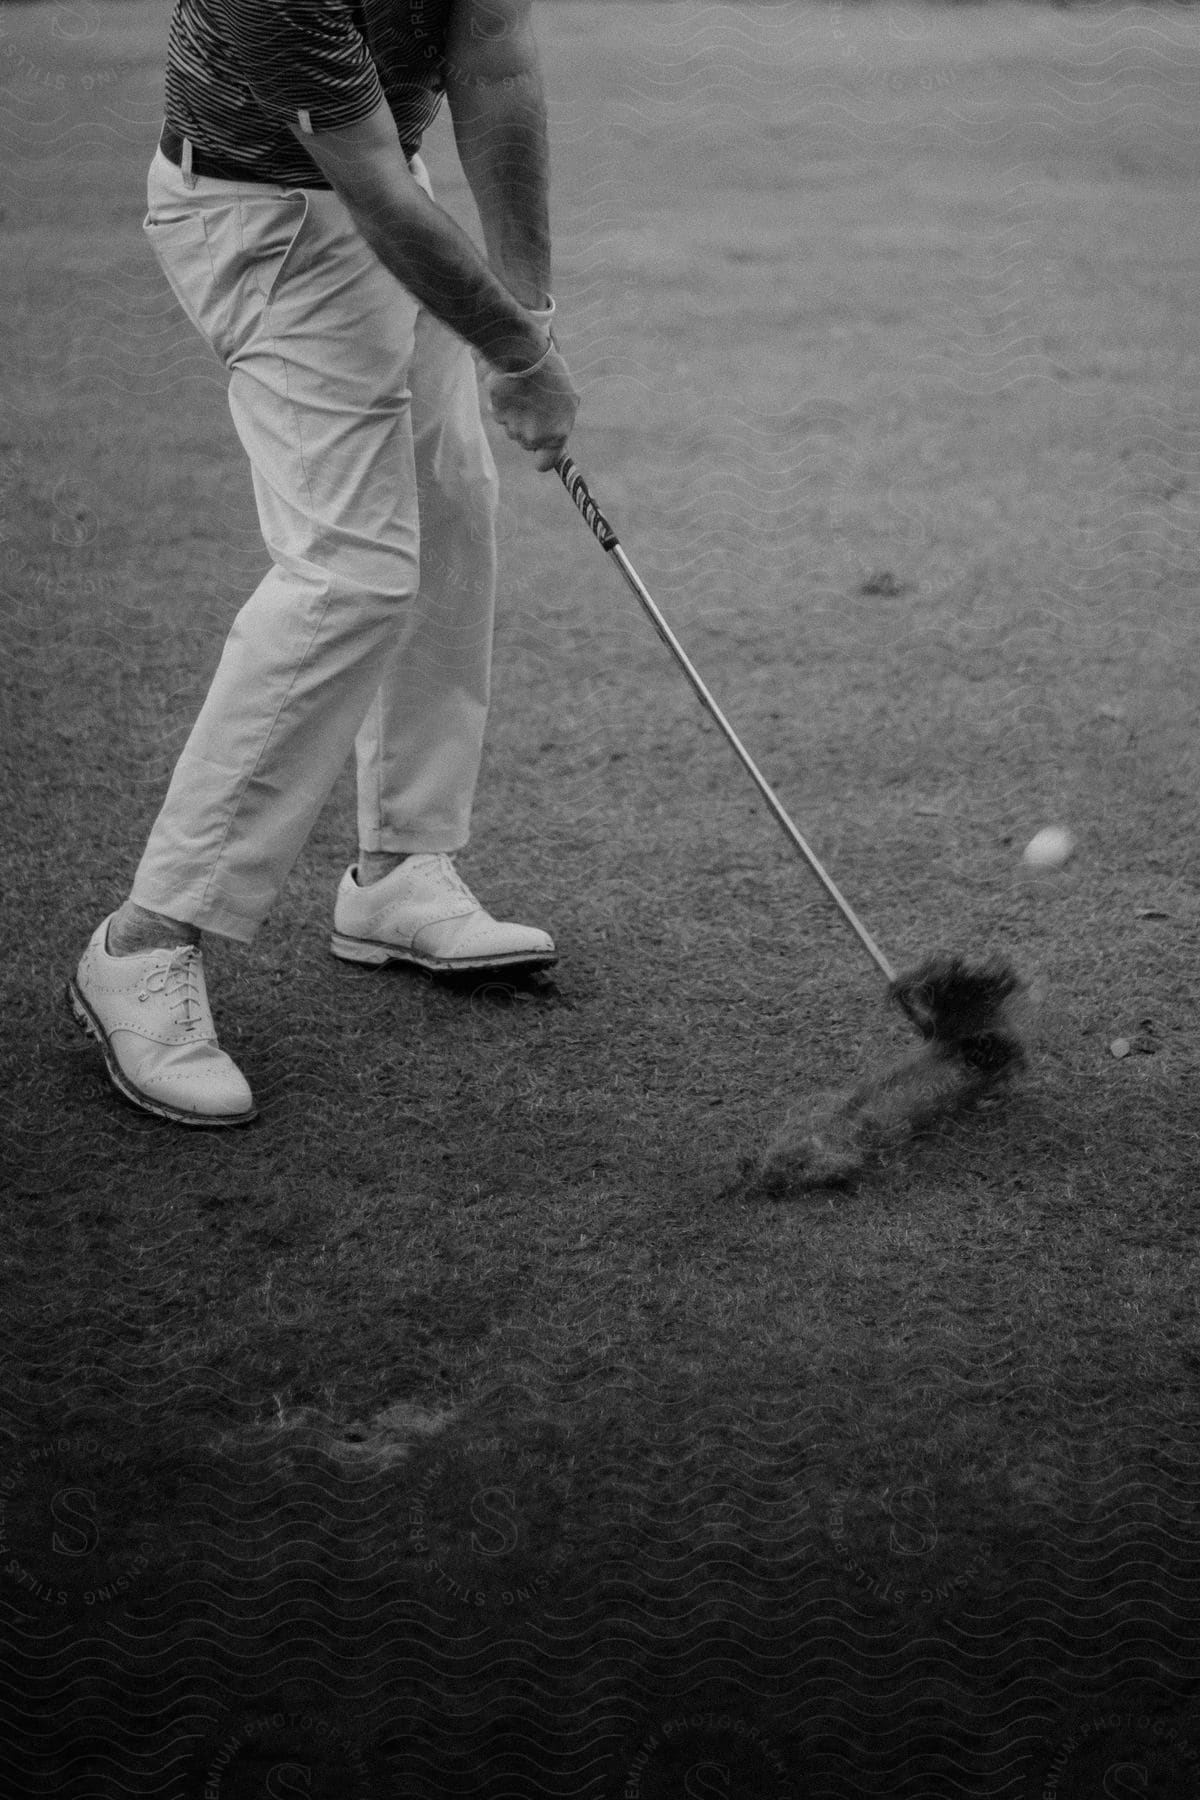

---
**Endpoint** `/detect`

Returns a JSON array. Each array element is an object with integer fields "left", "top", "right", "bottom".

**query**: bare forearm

[
  {"left": 352, "top": 181, "right": 546, "bottom": 370},
  {"left": 289, "top": 107, "right": 547, "bottom": 372},
  {"left": 450, "top": 67, "right": 552, "bottom": 310}
]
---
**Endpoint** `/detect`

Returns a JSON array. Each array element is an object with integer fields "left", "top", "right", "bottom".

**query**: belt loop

[{"left": 181, "top": 135, "right": 198, "bottom": 191}]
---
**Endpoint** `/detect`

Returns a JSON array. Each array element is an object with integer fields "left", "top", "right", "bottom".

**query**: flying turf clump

[{"left": 750, "top": 957, "right": 1027, "bottom": 1195}]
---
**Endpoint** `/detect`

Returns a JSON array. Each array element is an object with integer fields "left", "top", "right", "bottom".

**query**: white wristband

[{"left": 494, "top": 328, "right": 557, "bottom": 380}]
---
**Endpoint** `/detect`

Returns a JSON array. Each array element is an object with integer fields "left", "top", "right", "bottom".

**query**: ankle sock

[{"left": 355, "top": 854, "right": 412, "bottom": 887}]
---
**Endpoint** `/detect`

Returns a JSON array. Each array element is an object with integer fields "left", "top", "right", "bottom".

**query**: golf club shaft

[{"left": 554, "top": 454, "right": 898, "bottom": 986}]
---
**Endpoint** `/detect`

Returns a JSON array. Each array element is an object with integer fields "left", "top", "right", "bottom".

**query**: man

[
  {"left": 68, "top": 0, "right": 579, "bottom": 1127},
  {"left": 67, "top": 0, "right": 582, "bottom": 1123}
]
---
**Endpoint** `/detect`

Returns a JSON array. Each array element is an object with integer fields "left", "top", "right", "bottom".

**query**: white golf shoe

[
  {"left": 69, "top": 918, "right": 257, "bottom": 1126},
  {"left": 330, "top": 854, "right": 557, "bottom": 973}
]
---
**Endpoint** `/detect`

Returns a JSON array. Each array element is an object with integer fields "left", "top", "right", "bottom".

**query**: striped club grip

[{"left": 554, "top": 455, "right": 619, "bottom": 551}]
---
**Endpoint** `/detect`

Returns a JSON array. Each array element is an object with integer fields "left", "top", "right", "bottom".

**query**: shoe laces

[
  {"left": 387, "top": 854, "right": 477, "bottom": 913},
  {"left": 144, "top": 946, "right": 206, "bottom": 1033},
  {"left": 425, "top": 854, "right": 478, "bottom": 907}
]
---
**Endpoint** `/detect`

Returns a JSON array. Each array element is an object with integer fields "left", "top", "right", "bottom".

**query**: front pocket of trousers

[
  {"left": 143, "top": 194, "right": 310, "bottom": 368},
  {"left": 143, "top": 212, "right": 223, "bottom": 356},
  {"left": 214, "top": 193, "right": 311, "bottom": 366}
]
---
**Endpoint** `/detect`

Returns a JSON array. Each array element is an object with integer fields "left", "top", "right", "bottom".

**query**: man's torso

[{"left": 164, "top": 0, "right": 457, "bottom": 186}]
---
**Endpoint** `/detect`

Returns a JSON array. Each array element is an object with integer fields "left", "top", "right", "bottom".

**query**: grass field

[{"left": 4, "top": 1, "right": 1200, "bottom": 1793}]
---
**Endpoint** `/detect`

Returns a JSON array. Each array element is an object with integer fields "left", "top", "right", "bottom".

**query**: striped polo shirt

[{"left": 163, "top": 0, "right": 455, "bottom": 187}]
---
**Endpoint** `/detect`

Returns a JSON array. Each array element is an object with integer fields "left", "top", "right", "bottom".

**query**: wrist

[
  {"left": 491, "top": 328, "right": 556, "bottom": 380},
  {"left": 483, "top": 294, "right": 557, "bottom": 376}
]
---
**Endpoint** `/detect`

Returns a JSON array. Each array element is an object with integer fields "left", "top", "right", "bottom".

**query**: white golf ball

[{"left": 1022, "top": 826, "right": 1076, "bottom": 870}]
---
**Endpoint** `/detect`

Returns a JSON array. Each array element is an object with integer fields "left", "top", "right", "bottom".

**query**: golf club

[{"left": 553, "top": 452, "right": 1027, "bottom": 1189}]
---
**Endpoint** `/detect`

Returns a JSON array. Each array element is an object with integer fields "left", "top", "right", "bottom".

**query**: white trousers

[{"left": 132, "top": 148, "right": 499, "bottom": 944}]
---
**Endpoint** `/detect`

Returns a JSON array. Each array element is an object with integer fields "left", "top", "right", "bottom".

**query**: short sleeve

[{"left": 223, "top": 0, "right": 385, "bottom": 136}]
